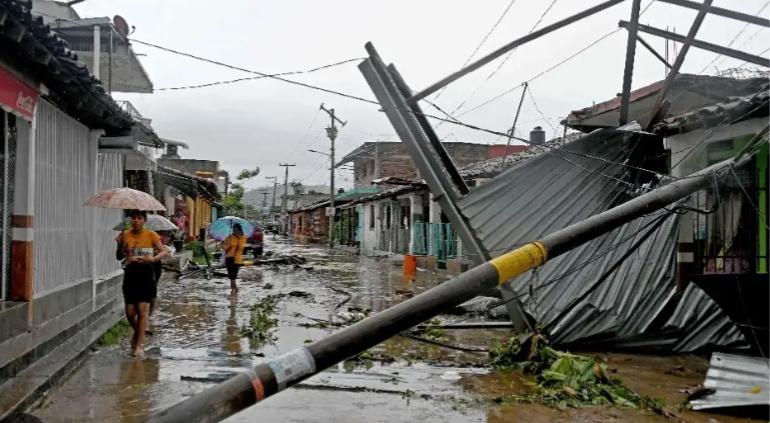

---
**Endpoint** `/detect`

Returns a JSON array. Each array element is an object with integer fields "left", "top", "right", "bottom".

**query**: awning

[{"left": 154, "top": 164, "right": 220, "bottom": 201}]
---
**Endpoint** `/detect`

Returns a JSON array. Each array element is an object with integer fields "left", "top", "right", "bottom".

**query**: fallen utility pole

[{"left": 150, "top": 153, "right": 756, "bottom": 423}]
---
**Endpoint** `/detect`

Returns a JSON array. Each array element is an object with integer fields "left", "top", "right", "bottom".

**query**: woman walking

[
  {"left": 223, "top": 223, "right": 246, "bottom": 292},
  {"left": 119, "top": 210, "right": 168, "bottom": 357}
]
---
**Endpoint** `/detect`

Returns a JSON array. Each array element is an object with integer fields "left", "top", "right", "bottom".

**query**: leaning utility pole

[
  {"left": 150, "top": 150, "right": 761, "bottom": 423},
  {"left": 278, "top": 164, "right": 295, "bottom": 235},
  {"left": 319, "top": 103, "right": 346, "bottom": 249}
]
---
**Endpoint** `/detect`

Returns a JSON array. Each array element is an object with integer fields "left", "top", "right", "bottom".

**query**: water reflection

[
  {"left": 117, "top": 358, "right": 159, "bottom": 423},
  {"left": 222, "top": 293, "right": 242, "bottom": 354}
]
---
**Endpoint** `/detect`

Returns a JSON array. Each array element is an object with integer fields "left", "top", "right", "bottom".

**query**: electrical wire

[
  {"left": 432, "top": 0, "right": 520, "bottom": 101},
  {"left": 151, "top": 58, "right": 365, "bottom": 91},
  {"left": 700, "top": 0, "right": 770, "bottom": 73},
  {"left": 527, "top": 86, "right": 558, "bottom": 134},
  {"left": 129, "top": 38, "right": 378, "bottom": 105},
  {"left": 454, "top": 0, "right": 658, "bottom": 118},
  {"left": 444, "top": 210, "right": 677, "bottom": 326},
  {"left": 437, "top": 0, "right": 561, "bottom": 126},
  {"left": 669, "top": 100, "right": 770, "bottom": 170}
]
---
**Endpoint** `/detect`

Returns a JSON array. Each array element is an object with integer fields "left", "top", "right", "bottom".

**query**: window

[{"left": 369, "top": 205, "right": 375, "bottom": 230}]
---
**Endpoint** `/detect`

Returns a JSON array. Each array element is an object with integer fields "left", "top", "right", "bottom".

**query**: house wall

[
  {"left": 351, "top": 143, "right": 501, "bottom": 187},
  {"left": 666, "top": 117, "right": 768, "bottom": 286},
  {"left": 362, "top": 201, "right": 379, "bottom": 254},
  {"left": 33, "top": 100, "right": 97, "bottom": 297}
]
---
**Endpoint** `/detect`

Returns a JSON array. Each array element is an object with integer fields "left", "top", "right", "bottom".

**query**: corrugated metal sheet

[
  {"left": 94, "top": 153, "right": 123, "bottom": 278},
  {"left": 456, "top": 128, "right": 745, "bottom": 351},
  {"left": 34, "top": 100, "right": 95, "bottom": 297},
  {"left": 690, "top": 352, "right": 770, "bottom": 410}
]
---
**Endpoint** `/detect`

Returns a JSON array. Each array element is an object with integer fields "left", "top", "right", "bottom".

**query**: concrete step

[{"left": 0, "top": 297, "right": 123, "bottom": 422}]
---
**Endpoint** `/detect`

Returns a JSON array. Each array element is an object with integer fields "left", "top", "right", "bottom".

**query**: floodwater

[{"left": 29, "top": 239, "right": 766, "bottom": 422}]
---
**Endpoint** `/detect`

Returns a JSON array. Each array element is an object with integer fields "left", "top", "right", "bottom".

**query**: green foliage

[
  {"left": 97, "top": 319, "right": 132, "bottom": 346},
  {"left": 240, "top": 295, "right": 282, "bottom": 349},
  {"left": 237, "top": 168, "right": 260, "bottom": 181},
  {"left": 489, "top": 336, "right": 666, "bottom": 412},
  {"left": 290, "top": 181, "right": 305, "bottom": 195},
  {"left": 407, "top": 318, "right": 446, "bottom": 342}
]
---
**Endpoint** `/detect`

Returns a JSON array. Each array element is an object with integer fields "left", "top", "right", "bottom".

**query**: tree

[
  {"left": 223, "top": 182, "right": 246, "bottom": 216},
  {"left": 290, "top": 181, "right": 305, "bottom": 195},
  {"left": 237, "top": 167, "right": 260, "bottom": 181}
]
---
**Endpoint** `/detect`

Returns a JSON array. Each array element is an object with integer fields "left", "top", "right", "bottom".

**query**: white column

[
  {"left": 90, "top": 131, "right": 101, "bottom": 308},
  {"left": 92, "top": 25, "right": 101, "bottom": 79}
]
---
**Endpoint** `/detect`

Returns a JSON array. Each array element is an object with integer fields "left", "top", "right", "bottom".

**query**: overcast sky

[{"left": 73, "top": 0, "right": 768, "bottom": 190}]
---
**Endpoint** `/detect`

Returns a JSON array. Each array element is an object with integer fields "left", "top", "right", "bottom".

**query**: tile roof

[
  {"left": 0, "top": 0, "right": 133, "bottom": 132},
  {"left": 653, "top": 82, "right": 770, "bottom": 136}
]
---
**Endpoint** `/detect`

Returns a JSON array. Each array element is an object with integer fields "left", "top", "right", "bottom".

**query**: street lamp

[{"left": 307, "top": 149, "right": 330, "bottom": 157}]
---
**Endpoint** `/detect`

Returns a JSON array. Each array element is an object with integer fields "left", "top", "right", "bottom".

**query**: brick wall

[{"left": 350, "top": 142, "right": 523, "bottom": 186}]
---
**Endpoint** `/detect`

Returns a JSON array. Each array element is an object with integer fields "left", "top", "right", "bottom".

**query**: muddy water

[{"left": 30, "top": 239, "right": 765, "bottom": 422}]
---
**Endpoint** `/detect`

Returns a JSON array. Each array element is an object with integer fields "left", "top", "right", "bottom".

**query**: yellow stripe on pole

[{"left": 489, "top": 242, "right": 548, "bottom": 285}]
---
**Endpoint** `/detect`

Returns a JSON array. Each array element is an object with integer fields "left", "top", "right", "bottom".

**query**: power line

[
  {"left": 432, "top": 0, "right": 520, "bottom": 101},
  {"left": 458, "top": 29, "right": 622, "bottom": 118},
  {"left": 151, "top": 57, "right": 365, "bottom": 91},
  {"left": 129, "top": 38, "right": 378, "bottom": 105},
  {"left": 700, "top": 0, "right": 770, "bottom": 73},
  {"left": 455, "top": 0, "right": 658, "bottom": 118},
  {"left": 527, "top": 85, "right": 558, "bottom": 134},
  {"left": 437, "top": 0, "right": 561, "bottom": 125}
]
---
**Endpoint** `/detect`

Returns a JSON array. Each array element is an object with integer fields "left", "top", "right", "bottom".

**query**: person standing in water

[
  {"left": 119, "top": 210, "right": 168, "bottom": 357},
  {"left": 223, "top": 223, "right": 246, "bottom": 292}
]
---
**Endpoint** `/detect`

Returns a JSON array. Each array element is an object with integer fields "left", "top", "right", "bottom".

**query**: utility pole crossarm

[
  {"left": 408, "top": 0, "right": 625, "bottom": 102},
  {"left": 621, "top": 21, "right": 770, "bottom": 67},
  {"left": 658, "top": 0, "right": 770, "bottom": 27}
]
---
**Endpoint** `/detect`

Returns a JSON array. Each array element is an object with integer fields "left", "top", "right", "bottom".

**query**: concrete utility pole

[
  {"left": 150, "top": 150, "right": 760, "bottom": 423},
  {"left": 278, "top": 164, "right": 295, "bottom": 235},
  {"left": 265, "top": 176, "right": 278, "bottom": 213},
  {"left": 319, "top": 103, "right": 346, "bottom": 249}
]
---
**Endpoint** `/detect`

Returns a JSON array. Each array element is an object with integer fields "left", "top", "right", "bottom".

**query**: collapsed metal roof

[{"left": 456, "top": 128, "right": 746, "bottom": 351}]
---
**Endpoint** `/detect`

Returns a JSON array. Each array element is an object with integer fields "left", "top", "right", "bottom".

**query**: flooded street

[{"left": 29, "top": 239, "right": 766, "bottom": 422}]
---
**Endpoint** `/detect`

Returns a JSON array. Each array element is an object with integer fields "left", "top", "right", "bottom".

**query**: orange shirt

[
  {"left": 224, "top": 234, "right": 246, "bottom": 264},
  {"left": 122, "top": 228, "right": 161, "bottom": 259}
]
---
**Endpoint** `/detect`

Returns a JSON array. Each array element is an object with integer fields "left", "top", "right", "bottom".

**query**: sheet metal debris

[
  {"left": 456, "top": 128, "right": 745, "bottom": 351},
  {"left": 690, "top": 353, "right": 770, "bottom": 410}
]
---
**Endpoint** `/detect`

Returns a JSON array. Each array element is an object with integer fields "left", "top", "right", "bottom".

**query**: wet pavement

[{"left": 30, "top": 239, "right": 766, "bottom": 422}]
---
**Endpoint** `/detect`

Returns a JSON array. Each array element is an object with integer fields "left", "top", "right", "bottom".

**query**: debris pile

[
  {"left": 240, "top": 295, "right": 282, "bottom": 348},
  {"left": 489, "top": 335, "right": 667, "bottom": 413}
]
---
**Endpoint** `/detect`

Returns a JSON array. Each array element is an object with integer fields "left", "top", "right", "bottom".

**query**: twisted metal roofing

[{"left": 456, "top": 128, "right": 746, "bottom": 351}]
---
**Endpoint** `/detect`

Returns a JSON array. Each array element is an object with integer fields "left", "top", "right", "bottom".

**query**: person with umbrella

[
  {"left": 222, "top": 223, "right": 247, "bottom": 292},
  {"left": 119, "top": 210, "right": 169, "bottom": 357}
]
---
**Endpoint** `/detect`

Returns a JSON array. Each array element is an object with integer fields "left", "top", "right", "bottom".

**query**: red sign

[{"left": 0, "top": 66, "right": 38, "bottom": 121}]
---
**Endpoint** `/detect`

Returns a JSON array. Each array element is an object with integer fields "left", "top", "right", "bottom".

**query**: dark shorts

[
  {"left": 123, "top": 263, "right": 157, "bottom": 305},
  {"left": 225, "top": 257, "right": 241, "bottom": 280}
]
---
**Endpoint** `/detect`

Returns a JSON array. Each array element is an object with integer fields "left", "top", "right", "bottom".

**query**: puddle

[{"left": 29, "top": 239, "right": 767, "bottom": 422}]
